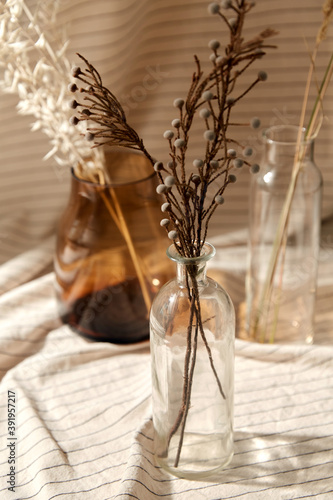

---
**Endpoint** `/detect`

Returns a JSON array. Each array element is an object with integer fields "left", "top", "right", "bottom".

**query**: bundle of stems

[
  {"left": 70, "top": 0, "right": 277, "bottom": 466},
  {"left": 252, "top": 0, "right": 333, "bottom": 342},
  {"left": 76, "top": 159, "right": 153, "bottom": 314}
]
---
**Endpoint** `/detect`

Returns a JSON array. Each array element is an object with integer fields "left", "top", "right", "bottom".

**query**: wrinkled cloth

[{"left": 0, "top": 231, "right": 332, "bottom": 500}]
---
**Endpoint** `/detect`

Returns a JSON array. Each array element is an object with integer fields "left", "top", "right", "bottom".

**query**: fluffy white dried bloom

[
  {"left": 199, "top": 108, "right": 211, "bottom": 119},
  {"left": 154, "top": 161, "right": 164, "bottom": 172},
  {"left": 164, "top": 175, "right": 176, "bottom": 187},
  {"left": 0, "top": 0, "right": 91, "bottom": 168},
  {"left": 168, "top": 230, "right": 178, "bottom": 240},
  {"left": 161, "top": 202, "right": 170, "bottom": 212},
  {"left": 204, "top": 130, "right": 215, "bottom": 141},
  {"left": 163, "top": 130, "right": 174, "bottom": 139},
  {"left": 174, "top": 138, "right": 185, "bottom": 148},
  {"left": 160, "top": 218, "right": 170, "bottom": 227},
  {"left": 215, "top": 195, "right": 225, "bottom": 205},
  {"left": 250, "top": 163, "right": 260, "bottom": 174}
]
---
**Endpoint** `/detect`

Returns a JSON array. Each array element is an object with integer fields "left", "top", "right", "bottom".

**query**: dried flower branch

[
  {"left": 68, "top": 54, "right": 155, "bottom": 167},
  {"left": 70, "top": 3, "right": 277, "bottom": 261},
  {"left": 0, "top": 0, "right": 90, "bottom": 169},
  {"left": 70, "top": 0, "right": 277, "bottom": 467}
]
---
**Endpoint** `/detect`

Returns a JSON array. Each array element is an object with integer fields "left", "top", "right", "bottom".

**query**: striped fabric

[
  {"left": 1, "top": 1, "right": 333, "bottom": 499},
  {"left": 0, "top": 230, "right": 332, "bottom": 499}
]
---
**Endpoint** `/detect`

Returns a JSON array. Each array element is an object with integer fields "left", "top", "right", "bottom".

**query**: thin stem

[
  {"left": 268, "top": 229, "right": 288, "bottom": 343},
  {"left": 306, "top": 51, "right": 333, "bottom": 138},
  {"left": 108, "top": 186, "right": 152, "bottom": 314},
  {"left": 195, "top": 294, "right": 226, "bottom": 399},
  {"left": 174, "top": 311, "right": 199, "bottom": 468},
  {"left": 167, "top": 294, "right": 196, "bottom": 445},
  {"left": 252, "top": 156, "right": 303, "bottom": 338},
  {"left": 76, "top": 164, "right": 152, "bottom": 315},
  {"left": 168, "top": 266, "right": 226, "bottom": 468}
]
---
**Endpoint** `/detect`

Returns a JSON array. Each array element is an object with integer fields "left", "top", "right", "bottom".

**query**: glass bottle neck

[
  {"left": 176, "top": 261, "right": 208, "bottom": 288},
  {"left": 167, "top": 243, "right": 216, "bottom": 289},
  {"left": 264, "top": 125, "right": 315, "bottom": 166},
  {"left": 266, "top": 139, "right": 314, "bottom": 165}
]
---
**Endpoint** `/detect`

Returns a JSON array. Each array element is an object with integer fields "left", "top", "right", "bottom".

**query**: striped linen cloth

[
  {"left": 0, "top": 230, "right": 332, "bottom": 499},
  {"left": 1, "top": 1, "right": 333, "bottom": 498}
]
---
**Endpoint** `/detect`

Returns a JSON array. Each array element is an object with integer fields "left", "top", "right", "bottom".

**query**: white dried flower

[
  {"left": 154, "top": 161, "right": 164, "bottom": 172},
  {"left": 215, "top": 195, "right": 225, "bottom": 204},
  {"left": 85, "top": 132, "right": 95, "bottom": 142},
  {"left": 69, "top": 116, "right": 79, "bottom": 126},
  {"left": 199, "top": 108, "right": 211, "bottom": 119},
  {"left": 172, "top": 118, "right": 181, "bottom": 128},
  {"left": 160, "top": 218, "right": 171, "bottom": 227},
  {"left": 173, "top": 98, "right": 184, "bottom": 108},
  {"left": 174, "top": 138, "right": 185, "bottom": 148},
  {"left": 192, "top": 174, "right": 201, "bottom": 185},
  {"left": 202, "top": 90, "right": 214, "bottom": 101},
  {"left": 71, "top": 66, "right": 82, "bottom": 78},
  {"left": 227, "top": 149, "right": 237, "bottom": 158},
  {"left": 193, "top": 159, "right": 204, "bottom": 168},
  {"left": 208, "top": 3, "right": 220, "bottom": 15},
  {"left": 168, "top": 230, "right": 178, "bottom": 240},
  {"left": 258, "top": 70, "right": 268, "bottom": 81},
  {"left": 161, "top": 202, "right": 170, "bottom": 212},
  {"left": 215, "top": 56, "right": 226, "bottom": 66},
  {"left": 164, "top": 175, "right": 176, "bottom": 187},
  {"left": 208, "top": 40, "right": 220, "bottom": 50},
  {"left": 163, "top": 130, "right": 174, "bottom": 139},
  {"left": 251, "top": 117, "right": 261, "bottom": 129},
  {"left": 221, "top": 0, "right": 232, "bottom": 9},
  {"left": 250, "top": 163, "right": 260, "bottom": 174},
  {"left": 234, "top": 158, "right": 244, "bottom": 168},
  {"left": 0, "top": 0, "right": 91, "bottom": 168},
  {"left": 243, "top": 146, "right": 253, "bottom": 157},
  {"left": 204, "top": 130, "right": 215, "bottom": 141},
  {"left": 156, "top": 184, "right": 170, "bottom": 194}
]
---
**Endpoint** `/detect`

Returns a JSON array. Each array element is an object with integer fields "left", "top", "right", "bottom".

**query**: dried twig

[{"left": 69, "top": 0, "right": 277, "bottom": 467}]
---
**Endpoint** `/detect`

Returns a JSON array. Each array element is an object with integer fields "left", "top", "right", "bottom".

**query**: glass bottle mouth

[
  {"left": 263, "top": 125, "right": 314, "bottom": 146},
  {"left": 166, "top": 242, "right": 216, "bottom": 264}
]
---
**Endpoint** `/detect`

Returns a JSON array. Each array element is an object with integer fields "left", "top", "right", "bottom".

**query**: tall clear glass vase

[
  {"left": 150, "top": 243, "right": 235, "bottom": 479},
  {"left": 245, "top": 125, "right": 322, "bottom": 344}
]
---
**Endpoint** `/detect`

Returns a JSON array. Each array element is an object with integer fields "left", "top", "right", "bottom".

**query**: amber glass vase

[{"left": 55, "top": 149, "right": 171, "bottom": 344}]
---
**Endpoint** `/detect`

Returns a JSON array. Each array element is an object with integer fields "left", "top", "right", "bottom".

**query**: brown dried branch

[{"left": 67, "top": 2, "right": 277, "bottom": 468}]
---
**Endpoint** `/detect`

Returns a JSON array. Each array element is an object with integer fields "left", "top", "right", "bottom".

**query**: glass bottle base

[
  {"left": 154, "top": 431, "right": 234, "bottom": 480},
  {"left": 156, "top": 452, "right": 234, "bottom": 480}
]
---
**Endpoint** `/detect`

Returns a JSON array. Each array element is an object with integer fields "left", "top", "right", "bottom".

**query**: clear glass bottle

[
  {"left": 150, "top": 243, "right": 235, "bottom": 479},
  {"left": 245, "top": 125, "right": 322, "bottom": 344}
]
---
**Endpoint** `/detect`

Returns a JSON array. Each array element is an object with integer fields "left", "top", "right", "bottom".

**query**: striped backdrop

[{"left": 1, "top": 0, "right": 333, "bottom": 264}]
